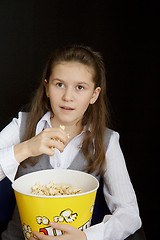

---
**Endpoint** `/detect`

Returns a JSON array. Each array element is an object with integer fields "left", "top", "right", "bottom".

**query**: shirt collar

[{"left": 35, "top": 111, "right": 52, "bottom": 135}]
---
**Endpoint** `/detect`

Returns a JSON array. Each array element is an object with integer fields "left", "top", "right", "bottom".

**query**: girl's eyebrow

[
  {"left": 52, "top": 78, "right": 89, "bottom": 86},
  {"left": 77, "top": 82, "right": 89, "bottom": 86},
  {"left": 52, "top": 78, "right": 64, "bottom": 82}
]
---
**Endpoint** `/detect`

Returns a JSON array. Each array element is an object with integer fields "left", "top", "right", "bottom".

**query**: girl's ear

[
  {"left": 44, "top": 79, "right": 49, "bottom": 98},
  {"left": 89, "top": 87, "right": 101, "bottom": 104}
]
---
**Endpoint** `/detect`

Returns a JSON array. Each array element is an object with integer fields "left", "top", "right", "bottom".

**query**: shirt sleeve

[
  {"left": 84, "top": 131, "right": 142, "bottom": 240},
  {"left": 0, "top": 113, "right": 23, "bottom": 182}
]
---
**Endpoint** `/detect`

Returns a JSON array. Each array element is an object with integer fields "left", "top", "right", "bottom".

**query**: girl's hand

[
  {"left": 27, "top": 128, "right": 68, "bottom": 156},
  {"left": 30, "top": 222, "right": 87, "bottom": 240},
  {"left": 14, "top": 128, "right": 69, "bottom": 163}
]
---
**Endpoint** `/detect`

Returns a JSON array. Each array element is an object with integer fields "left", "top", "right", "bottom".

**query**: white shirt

[{"left": 0, "top": 112, "right": 142, "bottom": 240}]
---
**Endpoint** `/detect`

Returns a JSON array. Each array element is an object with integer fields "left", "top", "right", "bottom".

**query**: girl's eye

[
  {"left": 56, "top": 82, "right": 64, "bottom": 88},
  {"left": 76, "top": 85, "right": 84, "bottom": 90}
]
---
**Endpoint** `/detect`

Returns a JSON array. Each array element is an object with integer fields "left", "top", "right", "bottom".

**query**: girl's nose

[{"left": 62, "top": 87, "right": 74, "bottom": 101}]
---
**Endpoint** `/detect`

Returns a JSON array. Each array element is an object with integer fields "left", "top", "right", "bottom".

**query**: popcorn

[
  {"left": 60, "top": 125, "right": 70, "bottom": 139},
  {"left": 59, "top": 125, "right": 65, "bottom": 130},
  {"left": 31, "top": 181, "right": 82, "bottom": 196}
]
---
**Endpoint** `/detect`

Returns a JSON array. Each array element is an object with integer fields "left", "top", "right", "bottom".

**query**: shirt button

[{"left": 56, "top": 162, "right": 60, "bottom": 167}]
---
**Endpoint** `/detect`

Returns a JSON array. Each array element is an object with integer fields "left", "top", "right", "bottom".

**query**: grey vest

[{"left": 2, "top": 112, "right": 113, "bottom": 240}]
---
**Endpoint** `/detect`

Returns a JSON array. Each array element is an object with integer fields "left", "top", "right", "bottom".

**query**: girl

[{"left": 0, "top": 45, "right": 141, "bottom": 240}]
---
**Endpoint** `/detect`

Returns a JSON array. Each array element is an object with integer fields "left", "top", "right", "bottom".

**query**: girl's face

[{"left": 45, "top": 62, "right": 101, "bottom": 126}]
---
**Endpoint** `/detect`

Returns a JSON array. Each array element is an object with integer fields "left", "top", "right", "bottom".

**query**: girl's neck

[{"left": 50, "top": 117, "right": 83, "bottom": 140}]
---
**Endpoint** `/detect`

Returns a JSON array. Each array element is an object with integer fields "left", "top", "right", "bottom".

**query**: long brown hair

[{"left": 23, "top": 45, "right": 111, "bottom": 174}]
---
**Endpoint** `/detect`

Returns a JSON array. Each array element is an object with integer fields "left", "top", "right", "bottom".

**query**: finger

[
  {"left": 50, "top": 222, "right": 73, "bottom": 232},
  {"left": 44, "top": 146, "right": 56, "bottom": 156},
  {"left": 45, "top": 128, "right": 69, "bottom": 144},
  {"left": 31, "top": 231, "right": 54, "bottom": 239},
  {"left": 37, "top": 140, "right": 65, "bottom": 157},
  {"left": 50, "top": 223, "right": 87, "bottom": 240},
  {"left": 50, "top": 139, "right": 66, "bottom": 152}
]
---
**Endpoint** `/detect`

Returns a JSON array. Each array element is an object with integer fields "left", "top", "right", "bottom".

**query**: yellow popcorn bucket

[{"left": 12, "top": 169, "right": 99, "bottom": 239}]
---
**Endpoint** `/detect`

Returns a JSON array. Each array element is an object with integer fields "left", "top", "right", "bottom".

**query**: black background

[{"left": 0, "top": 1, "right": 159, "bottom": 239}]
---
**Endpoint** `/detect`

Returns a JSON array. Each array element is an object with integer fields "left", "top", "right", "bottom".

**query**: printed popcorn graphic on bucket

[
  {"left": 22, "top": 224, "right": 32, "bottom": 240},
  {"left": 36, "top": 216, "right": 50, "bottom": 225},
  {"left": 21, "top": 207, "right": 93, "bottom": 237},
  {"left": 54, "top": 208, "right": 78, "bottom": 223}
]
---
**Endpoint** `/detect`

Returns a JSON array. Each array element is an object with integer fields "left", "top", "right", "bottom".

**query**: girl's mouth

[{"left": 60, "top": 106, "right": 74, "bottom": 111}]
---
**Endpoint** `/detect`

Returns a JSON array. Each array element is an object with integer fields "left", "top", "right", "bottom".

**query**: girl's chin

[
  {"left": 51, "top": 112, "right": 82, "bottom": 127},
  {"left": 54, "top": 117, "right": 75, "bottom": 125},
  {"left": 57, "top": 117, "right": 82, "bottom": 127}
]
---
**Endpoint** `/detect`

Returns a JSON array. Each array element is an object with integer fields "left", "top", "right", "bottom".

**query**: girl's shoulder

[
  {"left": 105, "top": 128, "right": 119, "bottom": 138},
  {"left": 104, "top": 128, "right": 120, "bottom": 151},
  {"left": 13, "top": 112, "right": 29, "bottom": 127},
  {"left": 13, "top": 112, "right": 29, "bottom": 141},
  {"left": 14, "top": 112, "right": 29, "bottom": 141},
  {"left": 17, "top": 111, "right": 29, "bottom": 120},
  {"left": 0, "top": 112, "right": 29, "bottom": 143}
]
